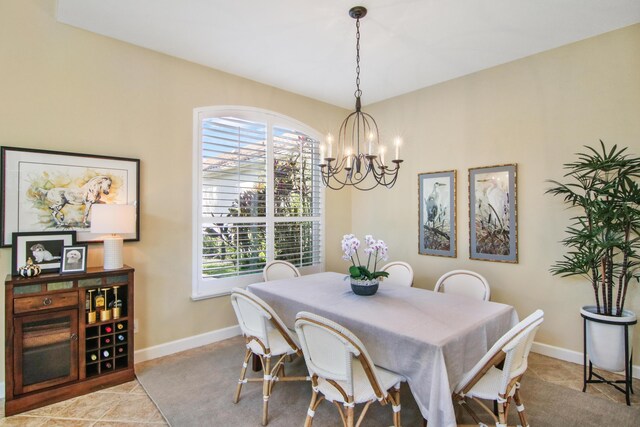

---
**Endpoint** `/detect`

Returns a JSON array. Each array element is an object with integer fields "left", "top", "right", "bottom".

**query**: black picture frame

[
  {"left": 11, "top": 231, "right": 77, "bottom": 275},
  {"left": 60, "top": 244, "right": 88, "bottom": 274},
  {"left": 1, "top": 146, "right": 140, "bottom": 247}
]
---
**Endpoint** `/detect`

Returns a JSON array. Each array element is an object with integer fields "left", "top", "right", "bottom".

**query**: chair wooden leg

[
  {"left": 497, "top": 395, "right": 510, "bottom": 427},
  {"left": 334, "top": 401, "right": 347, "bottom": 426},
  {"left": 261, "top": 355, "right": 272, "bottom": 426},
  {"left": 395, "top": 387, "right": 402, "bottom": 427},
  {"left": 355, "top": 400, "right": 373, "bottom": 427},
  {"left": 345, "top": 403, "right": 355, "bottom": 427},
  {"left": 233, "top": 348, "right": 253, "bottom": 403},
  {"left": 513, "top": 388, "right": 530, "bottom": 427},
  {"left": 304, "top": 388, "right": 319, "bottom": 427}
]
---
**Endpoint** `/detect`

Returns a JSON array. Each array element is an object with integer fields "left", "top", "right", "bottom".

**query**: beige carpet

[{"left": 136, "top": 336, "right": 639, "bottom": 426}]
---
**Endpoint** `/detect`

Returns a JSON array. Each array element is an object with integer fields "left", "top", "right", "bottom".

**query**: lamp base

[{"left": 103, "top": 235, "right": 124, "bottom": 270}]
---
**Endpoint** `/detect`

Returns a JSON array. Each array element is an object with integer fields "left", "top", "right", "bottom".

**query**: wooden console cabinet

[{"left": 4, "top": 266, "right": 135, "bottom": 415}]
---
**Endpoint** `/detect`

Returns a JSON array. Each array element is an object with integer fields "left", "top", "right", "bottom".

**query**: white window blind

[{"left": 193, "top": 107, "right": 324, "bottom": 299}]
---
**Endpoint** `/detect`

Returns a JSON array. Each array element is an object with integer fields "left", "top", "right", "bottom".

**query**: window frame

[{"left": 192, "top": 106, "right": 325, "bottom": 299}]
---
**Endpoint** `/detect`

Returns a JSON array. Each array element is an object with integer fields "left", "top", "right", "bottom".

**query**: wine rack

[
  {"left": 86, "top": 320, "right": 129, "bottom": 377},
  {"left": 5, "top": 266, "right": 135, "bottom": 416}
]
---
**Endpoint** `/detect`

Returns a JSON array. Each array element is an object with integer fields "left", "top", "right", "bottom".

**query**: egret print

[
  {"left": 418, "top": 171, "right": 456, "bottom": 257},
  {"left": 469, "top": 165, "right": 517, "bottom": 262}
]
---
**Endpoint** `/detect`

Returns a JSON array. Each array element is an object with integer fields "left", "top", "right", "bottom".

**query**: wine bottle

[
  {"left": 102, "top": 349, "right": 110, "bottom": 358},
  {"left": 89, "top": 353, "right": 98, "bottom": 361},
  {"left": 95, "top": 289, "right": 105, "bottom": 311},
  {"left": 105, "top": 325, "right": 113, "bottom": 333},
  {"left": 117, "top": 334, "right": 126, "bottom": 342},
  {"left": 104, "top": 362, "right": 112, "bottom": 369},
  {"left": 103, "top": 337, "right": 111, "bottom": 345},
  {"left": 116, "top": 322, "right": 125, "bottom": 330},
  {"left": 117, "top": 346, "right": 125, "bottom": 354}
]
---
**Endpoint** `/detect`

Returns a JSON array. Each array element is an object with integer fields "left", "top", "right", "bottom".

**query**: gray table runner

[{"left": 248, "top": 272, "right": 518, "bottom": 427}]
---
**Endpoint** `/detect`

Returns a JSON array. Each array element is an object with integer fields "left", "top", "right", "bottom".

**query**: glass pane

[
  {"left": 22, "top": 316, "right": 71, "bottom": 386},
  {"left": 202, "top": 117, "right": 267, "bottom": 217},
  {"left": 273, "top": 127, "right": 321, "bottom": 217},
  {"left": 202, "top": 223, "right": 267, "bottom": 278},
  {"left": 274, "top": 221, "right": 322, "bottom": 267}
]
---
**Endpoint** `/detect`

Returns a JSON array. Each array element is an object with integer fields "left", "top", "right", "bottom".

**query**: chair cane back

[
  {"left": 434, "top": 270, "right": 491, "bottom": 301},
  {"left": 381, "top": 262, "right": 414, "bottom": 287},
  {"left": 295, "top": 311, "right": 405, "bottom": 427},
  {"left": 263, "top": 260, "right": 301, "bottom": 282},
  {"left": 230, "top": 288, "right": 308, "bottom": 425},
  {"left": 452, "top": 309, "right": 544, "bottom": 427}
]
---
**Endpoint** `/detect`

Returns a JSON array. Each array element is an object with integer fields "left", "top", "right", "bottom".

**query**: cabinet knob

[
  {"left": 42, "top": 297, "right": 52, "bottom": 306},
  {"left": 70, "top": 333, "right": 78, "bottom": 341}
]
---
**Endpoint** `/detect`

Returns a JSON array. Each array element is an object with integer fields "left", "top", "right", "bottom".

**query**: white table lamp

[{"left": 90, "top": 204, "right": 136, "bottom": 270}]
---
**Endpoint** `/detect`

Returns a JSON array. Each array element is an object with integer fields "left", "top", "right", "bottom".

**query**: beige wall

[
  {"left": 0, "top": 0, "right": 351, "bottom": 383},
  {"left": 0, "top": 0, "right": 638, "bottom": 386},
  {"left": 356, "top": 24, "right": 640, "bottom": 363}
]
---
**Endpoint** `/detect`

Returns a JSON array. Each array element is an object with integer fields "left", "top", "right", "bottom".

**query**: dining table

[{"left": 247, "top": 271, "right": 518, "bottom": 427}]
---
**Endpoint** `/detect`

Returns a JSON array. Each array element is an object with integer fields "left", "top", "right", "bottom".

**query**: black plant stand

[{"left": 582, "top": 312, "right": 636, "bottom": 405}]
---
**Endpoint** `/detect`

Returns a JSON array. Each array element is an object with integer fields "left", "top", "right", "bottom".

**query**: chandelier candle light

[{"left": 319, "top": 6, "right": 403, "bottom": 190}]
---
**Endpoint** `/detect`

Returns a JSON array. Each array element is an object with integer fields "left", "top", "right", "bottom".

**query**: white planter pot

[{"left": 581, "top": 305, "right": 637, "bottom": 372}]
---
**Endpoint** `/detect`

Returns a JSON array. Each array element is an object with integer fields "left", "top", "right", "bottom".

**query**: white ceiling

[{"left": 56, "top": 0, "right": 640, "bottom": 109}]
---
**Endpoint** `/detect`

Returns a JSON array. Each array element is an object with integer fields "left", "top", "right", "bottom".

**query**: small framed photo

[
  {"left": 11, "top": 231, "right": 76, "bottom": 275},
  {"left": 469, "top": 164, "right": 518, "bottom": 263},
  {"left": 418, "top": 170, "right": 456, "bottom": 257},
  {"left": 60, "top": 245, "right": 88, "bottom": 274}
]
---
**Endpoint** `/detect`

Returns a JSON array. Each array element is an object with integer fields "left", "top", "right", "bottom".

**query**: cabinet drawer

[{"left": 14, "top": 292, "right": 78, "bottom": 314}]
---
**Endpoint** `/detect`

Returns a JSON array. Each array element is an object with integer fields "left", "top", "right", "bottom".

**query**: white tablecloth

[{"left": 247, "top": 272, "right": 518, "bottom": 427}]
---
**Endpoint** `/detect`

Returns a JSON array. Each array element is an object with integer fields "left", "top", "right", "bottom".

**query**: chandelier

[{"left": 319, "top": 6, "right": 403, "bottom": 191}]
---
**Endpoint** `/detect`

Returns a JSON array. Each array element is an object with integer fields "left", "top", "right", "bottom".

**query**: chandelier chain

[{"left": 355, "top": 17, "right": 362, "bottom": 99}]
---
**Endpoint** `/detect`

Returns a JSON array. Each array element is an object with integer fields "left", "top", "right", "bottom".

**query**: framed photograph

[
  {"left": 1, "top": 146, "right": 140, "bottom": 247},
  {"left": 469, "top": 164, "right": 517, "bottom": 263},
  {"left": 418, "top": 170, "right": 456, "bottom": 257},
  {"left": 11, "top": 231, "right": 76, "bottom": 275},
  {"left": 60, "top": 245, "right": 88, "bottom": 274}
]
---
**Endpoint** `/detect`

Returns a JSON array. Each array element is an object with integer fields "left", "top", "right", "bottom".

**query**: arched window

[{"left": 192, "top": 106, "right": 324, "bottom": 298}]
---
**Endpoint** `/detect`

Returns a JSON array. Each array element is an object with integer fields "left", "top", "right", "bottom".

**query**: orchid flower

[{"left": 342, "top": 233, "right": 390, "bottom": 280}]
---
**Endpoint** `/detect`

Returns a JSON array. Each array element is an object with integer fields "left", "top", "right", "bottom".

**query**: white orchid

[{"left": 342, "top": 233, "right": 390, "bottom": 280}]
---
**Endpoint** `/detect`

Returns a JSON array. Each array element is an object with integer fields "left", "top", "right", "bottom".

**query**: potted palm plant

[{"left": 546, "top": 141, "right": 639, "bottom": 404}]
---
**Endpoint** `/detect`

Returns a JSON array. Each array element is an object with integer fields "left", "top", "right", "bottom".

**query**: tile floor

[{"left": 0, "top": 351, "right": 637, "bottom": 425}]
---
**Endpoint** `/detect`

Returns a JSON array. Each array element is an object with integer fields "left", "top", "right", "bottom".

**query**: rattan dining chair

[
  {"left": 451, "top": 309, "right": 544, "bottom": 427},
  {"left": 380, "top": 261, "right": 414, "bottom": 287},
  {"left": 434, "top": 270, "right": 490, "bottom": 301},
  {"left": 294, "top": 311, "right": 405, "bottom": 427},
  {"left": 230, "top": 288, "right": 308, "bottom": 425},
  {"left": 263, "top": 260, "right": 301, "bottom": 282}
]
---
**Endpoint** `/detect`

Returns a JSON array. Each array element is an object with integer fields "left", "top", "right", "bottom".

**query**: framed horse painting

[{"left": 1, "top": 147, "right": 140, "bottom": 247}]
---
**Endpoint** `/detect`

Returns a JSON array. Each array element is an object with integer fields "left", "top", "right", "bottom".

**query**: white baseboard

[
  {"left": 134, "top": 324, "right": 241, "bottom": 363},
  {"left": 3, "top": 332, "right": 635, "bottom": 400},
  {"left": 0, "top": 326, "right": 241, "bottom": 399},
  {"left": 532, "top": 341, "right": 640, "bottom": 379}
]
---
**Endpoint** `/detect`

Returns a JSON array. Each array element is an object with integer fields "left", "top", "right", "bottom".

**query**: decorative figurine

[{"left": 18, "top": 257, "right": 41, "bottom": 278}]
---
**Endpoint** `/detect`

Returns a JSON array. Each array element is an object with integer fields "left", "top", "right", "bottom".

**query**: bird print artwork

[
  {"left": 473, "top": 168, "right": 513, "bottom": 257},
  {"left": 420, "top": 172, "right": 455, "bottom": 255}
]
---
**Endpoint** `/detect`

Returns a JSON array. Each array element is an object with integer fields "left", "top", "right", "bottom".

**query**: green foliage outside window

[{"left": 203, "top": 152, "right": 318, "bottom": 278}]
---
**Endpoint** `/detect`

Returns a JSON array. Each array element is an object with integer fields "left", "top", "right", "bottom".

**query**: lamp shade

[{"left": 90, "top": 204, "right": 136, "bottom": 235}]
